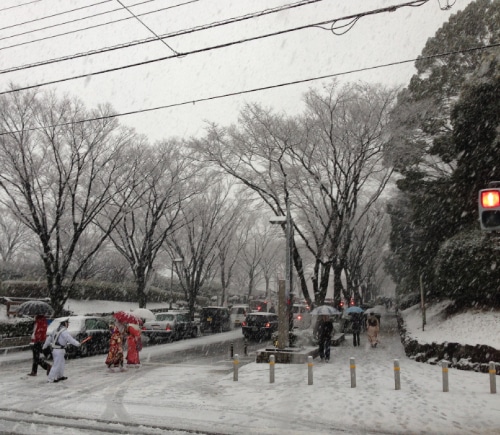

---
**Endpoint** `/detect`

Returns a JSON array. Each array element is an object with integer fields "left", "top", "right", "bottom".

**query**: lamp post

[
  {"left": 270, "top": 202, "right": 293, "bottom": 349},
  {"left": 170, "top": 258, "right": 183, "bottom": 309}
]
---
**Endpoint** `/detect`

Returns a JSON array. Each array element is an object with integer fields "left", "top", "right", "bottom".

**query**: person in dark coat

[
  {"left": 350, "top": 313, "right": 363, "bottom": 347},
  {"left": 314, "top": 315, "right": 334, "bottom": 362},
  {"left": 28, "top": 315, "right": 52, "bottom": 377}
]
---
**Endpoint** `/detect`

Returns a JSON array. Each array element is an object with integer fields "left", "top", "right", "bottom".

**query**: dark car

[
  {"left": 241, "top": 312, "right": 279, "bottom": 341},
  {"left": 47, "top": 316, "right": 111, "bottom": 358},
  {"left": 142, "top": 311, "right": 198, "bottom": 343},
  {"left": 199, "top": 307, "right": 231, "bottom": 333}
]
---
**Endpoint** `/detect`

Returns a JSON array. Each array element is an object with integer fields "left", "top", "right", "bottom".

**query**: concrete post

[
  {"left": 233, "top": 354, "right": 239, "bottom": 382},
  {"left": 307, "top": 356, "right": 313, "bottom": 385},
  {"left": 244, "top": 339, "right": 248, "bottom": 356},
  {"left": 269, "top": 355, "right": 275, "bottom": 384},
  {"left": 442, "top": 360, "right": 449, "bottom": 392},
  {"left": 350, "top": 357, "right": 356, "bottom": 388},
  {"left": 394, "top": 359, "right": 401, "bottom": 390},
  {"left": 489, "top": 361, "right": 497, "bottom": 394}
]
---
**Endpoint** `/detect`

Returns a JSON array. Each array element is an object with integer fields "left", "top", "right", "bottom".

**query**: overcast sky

[{"left": 0, "top": 0, "right": 475, "bottom": 142}]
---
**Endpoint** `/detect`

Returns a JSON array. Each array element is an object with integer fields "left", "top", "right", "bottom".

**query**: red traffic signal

[
  {"left": 479, "top": 188, "right": 500, "bottom": 230},
  {"left": 481, "top": 190, "right": 500, "bottom": 208}
]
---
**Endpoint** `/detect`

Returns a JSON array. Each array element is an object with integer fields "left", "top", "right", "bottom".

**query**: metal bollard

[
  {"left": 394, "top": 359, "right": 401, "bottom": 390},
  {"left": 269, "top": 355, "right": 275, "bottom": 383},
  {"left": 308, "top": 356, "right": 313, "bottom": 385},
  {"left": 350, "top": 357, "right": 356, "bottom": 388},
  {"left": 233, "top": 354, "right": 239, "bottom": 382},
  {"left": 230, "top": 342, "right": 234, "bottom": 358},
  {"left": 489, "top": 361, "right": 497, "bottom": 394},
  {"left": 244, "top": 339, "right": 248, "bottom": 356},
  {"left": 442, "top": 360, "right": 449, "bottom": 392}
]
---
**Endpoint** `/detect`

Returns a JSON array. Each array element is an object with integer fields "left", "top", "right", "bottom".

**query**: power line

[
  {"left": 0, "top": 0, "right": 192, "bottom": 46},
  {"left": 0, "top": 0, "right": 113, "bottom": 33},
  {"left": 0, "top": 0, "right": 432, "bottom": 95},
  {"left": 1, "top": 42, "right": 497, "bottom": 136},
  {"left": 0, "top": 0, "right": 41, "bottom": 13},
  {"left": 114, "top": 0, "right": 179, "bottom": 55},
  {"left": 0, "top": 0, "right": 324, "bottom": 74}
]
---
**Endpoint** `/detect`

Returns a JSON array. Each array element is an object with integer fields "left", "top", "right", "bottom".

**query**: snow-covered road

[{"left": 0, "top": 314, "right": 498, "bottom": 435}]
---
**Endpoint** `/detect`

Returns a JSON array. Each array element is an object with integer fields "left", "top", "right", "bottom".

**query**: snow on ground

[
  {"left": 401, "top": 300, "right": 500, "bottom": 349},
  {"left": 0, "top": 300, "right": 499, "bottom": 434}
]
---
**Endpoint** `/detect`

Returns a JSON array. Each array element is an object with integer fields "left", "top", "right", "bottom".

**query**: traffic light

[{"left": 478, "top": 188, "right": 500, "bottom": 230}]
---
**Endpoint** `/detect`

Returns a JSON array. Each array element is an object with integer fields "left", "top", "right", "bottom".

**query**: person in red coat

[
  {"left": 125, "top": 323, "right": 142, "bottom": 367},
  {"left": 28, "top": 315, "right": 52, "bottom": 377}
]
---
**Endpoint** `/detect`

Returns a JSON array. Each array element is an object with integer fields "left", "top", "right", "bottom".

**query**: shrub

[{"left": 433, "top": 230, "right": 500, "bottom": 306}]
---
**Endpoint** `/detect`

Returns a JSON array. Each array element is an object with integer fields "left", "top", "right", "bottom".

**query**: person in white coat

[{"left": 43, "top": 318, "right": 81, "bottom": 383}]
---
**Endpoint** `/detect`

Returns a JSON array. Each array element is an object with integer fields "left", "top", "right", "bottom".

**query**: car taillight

[
  {"left": 241, "top": 321, "right": 247, "bottom": 327},
  {"left": 265, "top": 322, "right": 271, "bottom": 328},
  {"left": 166, "top": 323, "right": 171, "bottom": 331},
  {"left": 297, "top": 315, "right": 302, "bottom": 320}
]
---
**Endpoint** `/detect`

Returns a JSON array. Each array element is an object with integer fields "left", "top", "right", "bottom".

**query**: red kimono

[
  {"left": 125, "top": 324, "right": 141, "bottom": 366},
  {"left": 105, "top": 327, "right": 124, "bottom": 368}
]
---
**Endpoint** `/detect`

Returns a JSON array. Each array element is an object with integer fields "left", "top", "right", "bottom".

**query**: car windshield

[
  {"left": 155, "top": 314, "right": 175, "bottom": 322},
  {"left": 231, "top": 307, "right": 246, "bottom": 315},
  {"left": 202, "top": 308, "right": 224, "bottom": 317}
]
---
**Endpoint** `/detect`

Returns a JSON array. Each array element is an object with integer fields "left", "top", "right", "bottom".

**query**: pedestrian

[
  {"left": 366, "top": 313, "right": 380, "bottom": 348},
  {"left": 351, "top": 313, "right": 363, "bottom": 347},
  {"left": 314, "top": 314, "right": 334, "bottom": 362},
  {"left": 269, "top": 304, "right": 276, "bottom": 314},
  {"left": 42, "top": 318, "right": 81, "bottom": 383},
  {"left": 125, "top": 323, "right": 142, "bottom": 368},
  {"left": 28, "top": 315, "right": 52, "bottom": 377},
  {"left": 106, "top": 322, "right": 125, "bottom": 372}
]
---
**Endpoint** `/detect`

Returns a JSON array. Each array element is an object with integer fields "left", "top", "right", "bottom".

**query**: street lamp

[
  {"left": 169, "top": 258, "right": 183, "bottom": 309},
  {"left": 270, "top": 204, "right": 293, "bottom": 349}
]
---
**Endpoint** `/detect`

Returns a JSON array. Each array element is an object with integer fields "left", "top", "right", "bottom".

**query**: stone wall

[{"left": 396, "top": 311, "right": 500, "bottom": 375}]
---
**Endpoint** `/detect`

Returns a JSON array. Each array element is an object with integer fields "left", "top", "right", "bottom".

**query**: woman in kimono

[
  {"left": 105, "top": 323, "right": 125, "bottom": 372},
  {"left": 366, "top": 313, "right": 380, "bottom": 348},
  {"left": 125, "top": 323, "right": 142, "bottom": 367}
]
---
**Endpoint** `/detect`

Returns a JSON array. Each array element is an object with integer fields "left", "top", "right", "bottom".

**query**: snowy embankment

[{"left": 399, "top": 300, "right": 500, "bottom": 373}]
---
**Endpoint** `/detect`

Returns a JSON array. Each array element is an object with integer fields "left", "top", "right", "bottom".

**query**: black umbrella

[{"left": 17, "top": 300, "right": 54, "bottom": 317}]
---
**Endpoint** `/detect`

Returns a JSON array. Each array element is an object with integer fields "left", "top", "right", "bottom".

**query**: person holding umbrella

[
  {"left": 314, "top": 314, "right": 334, "bottom": 362},
  {"left": 125, "top": 322, "right": 142, "bottom": 368},
  {"left": 43, "top": 318, "right": 81, "bottom": 383},
  {"left": 27, "top": 314, "right": 52, "bottom": 377}
]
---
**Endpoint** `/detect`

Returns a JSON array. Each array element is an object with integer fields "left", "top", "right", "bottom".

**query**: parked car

[
  {"left": 241, "top": 312, "right": 279, "bottom": 341},
  {"left": 47, "top": 315, "right": 111, "bottom": 358},
  {"left": 291, "top": 304, "right": 312, "bottom": 329},
  {"left": 142, "top": 311, "right": 198, "bottom": 343},
  {"left": 199, "top": 307, "right": 231, "bottom": 333},
  {"left": 230, "top": 304, "right": 249, "bottom": 329}
]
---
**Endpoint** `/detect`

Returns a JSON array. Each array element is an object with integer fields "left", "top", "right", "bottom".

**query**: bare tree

[
  {"left": 106, "top": 139, "right": 196, "bottom": 308},
  {"left": 0, "top": 88, "right": 139, "bottom": 315},
  {"left": 165, "top": 177, "right": 244, "bottom": 317},
  {"left": 0, "top": 207, "right": 30, "bottom": 263},
  {"left": 194, "top": 80, "right": 396, "bottom": 307}
]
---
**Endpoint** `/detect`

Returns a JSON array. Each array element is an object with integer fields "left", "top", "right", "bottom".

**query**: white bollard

[
  {"left": 350, "top": 357, "right": 356, "bottom": 388},
  {"left": 394, "top": 359, "right": 401, "bottom": 390},
  {"left": 442, "top": 360, "right": 449, "bottom": 392},
  {"left": 489, "top": 361, "right": 497, "bottom": 394},
  {"left": 233, "top": 354, "right": 239, "bottom": 382},
  {"left": 269, "top": 355, "right": 275, "bottom": 383},
  {"left": 307, "top": 356, "right": 313, "bottom": 385}
]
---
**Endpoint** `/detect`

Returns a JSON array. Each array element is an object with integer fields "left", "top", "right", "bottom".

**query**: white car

[
  {"left": 230, "top": 304, "right": 249, "bottom": 329},
  {"left": 292, "top": 304, "right": 312, "bottom": 329}
]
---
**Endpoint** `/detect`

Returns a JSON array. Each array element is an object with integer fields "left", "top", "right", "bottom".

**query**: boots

[{"left": 46, "top": 364, "right": 52, "bottom": 375}]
